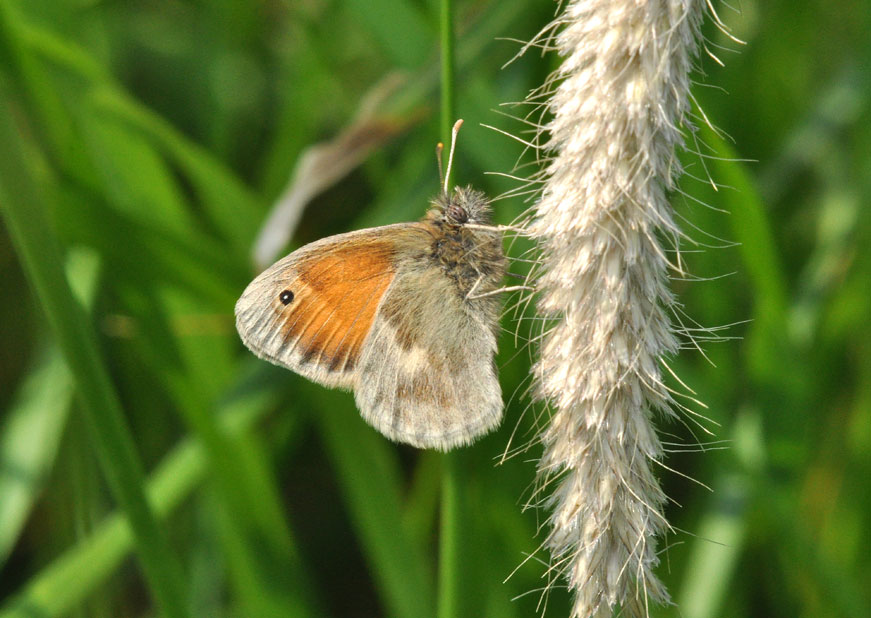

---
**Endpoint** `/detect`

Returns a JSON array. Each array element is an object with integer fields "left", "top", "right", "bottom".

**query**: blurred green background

[{"left": 1, "top": 1, "right": 869, "bottom": 617}]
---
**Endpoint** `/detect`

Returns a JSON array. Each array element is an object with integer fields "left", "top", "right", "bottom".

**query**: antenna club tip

[{"left": 441, "top": 119, "right": 464, "bottom": 196}]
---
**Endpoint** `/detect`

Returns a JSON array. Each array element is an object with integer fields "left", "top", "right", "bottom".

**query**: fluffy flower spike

[{"left": 518, "top": 1, "right": 716, "bottom": 616}]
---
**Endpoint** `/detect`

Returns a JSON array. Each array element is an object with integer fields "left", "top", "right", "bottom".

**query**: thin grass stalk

[
  {"left": 439, "top": 0, "right": 456, "bottom": 164},
  {"left": 437, "top": 452, "right": 461, "bottom": 618},
  {"left": 526, "top": 1, "right": 706, "bottom": 616},
  {"left": 0, "top": 102, "right": 189, "bottom": 618},
  {"left": 437, "top": 1, "right": 465, "bottom": 616}
]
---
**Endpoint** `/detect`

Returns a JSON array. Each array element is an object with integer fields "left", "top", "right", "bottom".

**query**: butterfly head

[{"left": 430, "top": 186, "right": 493, "bottom": 227}]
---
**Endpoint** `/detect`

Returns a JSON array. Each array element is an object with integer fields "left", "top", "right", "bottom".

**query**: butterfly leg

[
  {"left": 466, "top": 273, "right": 533, "bottom": 300},
  {"left": 467, "top": 285, "right": 533, "bottom": 300},
  {"left": 465, "top": 273, "right": 485, "bottom": 300}
]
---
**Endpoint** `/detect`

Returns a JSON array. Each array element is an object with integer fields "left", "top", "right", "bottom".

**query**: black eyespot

[
  {"left": 279, "top": 290, "right": 294, "bottom": 305},
  {"left": 447, "top": 203, "right": 468, "bottom": 224}
]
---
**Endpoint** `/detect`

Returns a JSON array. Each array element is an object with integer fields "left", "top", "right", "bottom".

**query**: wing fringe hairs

[{"left": 509, "top": 1, "right": 732, "bottom": 616}]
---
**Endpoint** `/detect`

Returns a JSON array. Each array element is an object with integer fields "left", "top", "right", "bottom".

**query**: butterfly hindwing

[{"left": 353, "top": 262, "right": 503, "bottom": 450}]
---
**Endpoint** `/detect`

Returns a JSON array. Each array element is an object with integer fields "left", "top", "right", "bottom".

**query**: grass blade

[
  {"left": 0, "top": 376, "right": 290, "bottom": 618},
  {"left": 0, "top": 250, "right": 100, "bottom": 567},
  {"left": 316, "top": 393, "right": 436, "bottom": 618},
  {"left": 0, "top": 100, "right": 189, "bottom": 618}
]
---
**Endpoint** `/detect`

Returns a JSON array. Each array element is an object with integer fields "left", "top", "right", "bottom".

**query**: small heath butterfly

[{"left": 235, "top": 121, "right": 506, "bottom": 450}]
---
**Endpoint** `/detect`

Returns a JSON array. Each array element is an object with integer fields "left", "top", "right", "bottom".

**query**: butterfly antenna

[
  {"left": 436, "top": 142, "right": 445, "bottom": 194},
  {"left": 443, "top": 118, "right": 463, "bottom": 195}
]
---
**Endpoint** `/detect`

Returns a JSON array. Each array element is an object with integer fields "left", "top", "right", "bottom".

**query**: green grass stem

[
  {"left": 438, "top": 451, "right": 463, "bottom": 618},
  {"left": 440, "top": 0, "right": 457, "bottom": 176},
  {"left": 438, "top": 1, "right": 464, "bottom": 616}
]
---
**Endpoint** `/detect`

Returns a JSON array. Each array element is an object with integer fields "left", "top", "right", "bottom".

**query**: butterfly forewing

[
  {"left": 291, "top": 243, "right": 395, "bottom": 370},
  {"left": 235, "top": 228, "right": 407, "bottom": 387}
]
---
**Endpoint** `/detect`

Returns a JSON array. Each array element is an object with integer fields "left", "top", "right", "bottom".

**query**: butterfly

[{"left": 235, "top": 122, "right": 506, "bottom": 450}]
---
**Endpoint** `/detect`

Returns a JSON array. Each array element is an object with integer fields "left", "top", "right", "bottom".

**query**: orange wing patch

[{"left": 279, "top": 241, "right": 396, "bottom": 373}]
